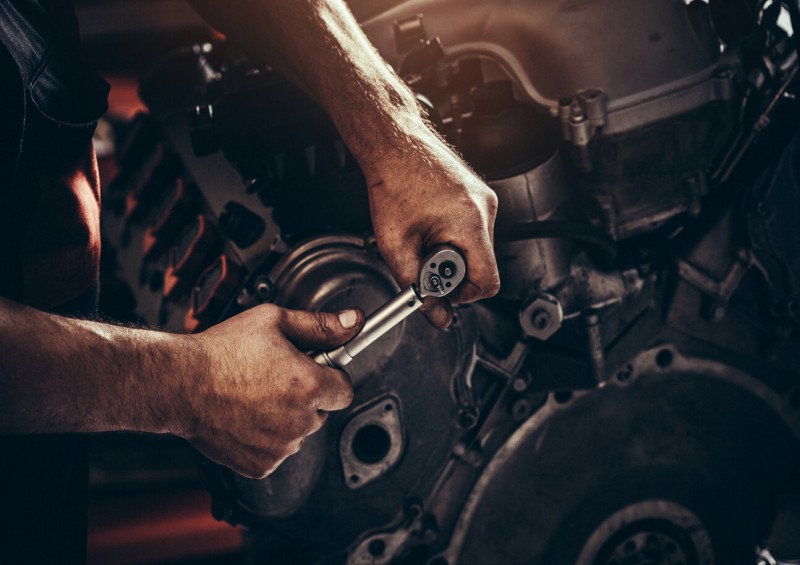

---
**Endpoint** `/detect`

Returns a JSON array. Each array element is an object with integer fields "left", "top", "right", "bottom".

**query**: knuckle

[
  {"left": 484, "top": 187, "right": 499, "bottom": 210},
  {"left": 290, "top": 438, "right": 304, "bottom": 455},
  {"left": 336, "top": 377, "right": 355, "bottom": 406},
  {"left": 312, "top": 311, "right": 335, "bottom": 339},
  {"left": 256, "top": 303, "right": 282, "bottom": 325},
  {"left": 486, "top": 275, "right": 501, "bottom": 297},
  {"left": 243, "top": 460, "right": 271, "bottom": 480},
  {"left": 303, "top": 371, "right": 324, "bottom": 400}
]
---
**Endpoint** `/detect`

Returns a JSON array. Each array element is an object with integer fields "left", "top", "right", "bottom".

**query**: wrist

[{"left": 163, "top": 333, "right": 210, "bottom": 440}]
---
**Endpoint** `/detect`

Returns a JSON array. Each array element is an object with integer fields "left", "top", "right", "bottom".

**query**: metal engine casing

[
  {"left": 363, "top": 0, "right": 737, "bottom": 240},
  {"left": 99, "top": 1, "right": 800, "bottom": 563}
]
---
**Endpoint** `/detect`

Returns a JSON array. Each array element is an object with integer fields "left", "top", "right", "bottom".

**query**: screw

[
  {"left": 458, "top": 407, "right": 478, "bottom": 429},
  {"left": 254, "top": 277, "right": 274, "bottom": 301},
  {"left": 512, "top": 377, "right": 528, "bottom": 392},
  {"left": 532, "top": 309, "right": 551, "bottom": 330},
  {"left": 511, "top": 399, "right": 531, "bottom": 422},
  {"left": 617, "top": 364, "right": 633, "bottom": 382}
]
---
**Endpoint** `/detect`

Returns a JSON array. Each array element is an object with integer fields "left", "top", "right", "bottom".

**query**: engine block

[{"left": 100, "top": 1, "right": 800, "bottom": 563}]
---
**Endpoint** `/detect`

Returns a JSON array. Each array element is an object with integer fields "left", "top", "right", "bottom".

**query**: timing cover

[{"left": 199, "top": 236, "right": 479, "bottom": 553}]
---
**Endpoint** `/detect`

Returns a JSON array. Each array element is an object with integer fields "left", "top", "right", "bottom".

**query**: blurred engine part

[{"left": 99, "top": 1, "right": 800, "bottom": 563}]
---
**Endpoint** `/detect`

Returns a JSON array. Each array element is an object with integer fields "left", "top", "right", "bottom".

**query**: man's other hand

[
  {"left": 186, "top": 305, "right": 364, "bottom": 479},
  {"left": 365, "top": 128, "right": 501, "bottom": 328}
]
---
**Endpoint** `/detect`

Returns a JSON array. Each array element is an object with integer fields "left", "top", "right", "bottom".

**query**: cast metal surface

[
  {"left": 339, "top": 395, "right": 404, "bottom": 489},
  {"left": 99, "top": 2, "right": 800, "bottom": 562}
]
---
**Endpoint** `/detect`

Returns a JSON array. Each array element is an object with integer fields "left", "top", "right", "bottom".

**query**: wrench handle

[{"left": 312, "top": 286, "right": 423, "bottom": 369}]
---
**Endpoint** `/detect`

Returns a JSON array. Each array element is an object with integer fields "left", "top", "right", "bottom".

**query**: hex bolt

[
  {"left": 458, "top": 407, "right": 479, "bottom": 429},
  {"left": 511, "top": 399, "right": 532, "bottom": 422},
  {"left": 519, "top": 294, "right": 564, "bottom": 341},
  {"left": 254, "top": 277, "right": 274, "bottom": 301},
  {"left": 532, "top": 309, "right": 551, "bottom": 330}
]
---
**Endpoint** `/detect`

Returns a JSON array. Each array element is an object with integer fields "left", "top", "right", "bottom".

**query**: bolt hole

[
  {"left": 430, "top": 262, "right": 437, "bottom": 268},
  {"left": 385, "top": 403, "right": 393, "bottom": 412},
  {"left": 656, "top": 349, "right": 673, "bottom": 368},
  {"left": 445, "top": 282, "right": 452, "bottom": 288},
  {"left": 352, "top": 424, "right": 391, "bottom": 464},
  {"left": 554, "top": 390, "right": 572, "bottom": 404},
  {"left": 350, "top": 475, "right": 359, "bottom": 483},
  {"left": 368, "top": 539, "right": 386, "bottom": 557}
]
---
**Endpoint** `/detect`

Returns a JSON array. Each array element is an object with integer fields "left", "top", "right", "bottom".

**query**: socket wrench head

[{"left": 419, "top": 247, "right": 466, "bottom": 298}]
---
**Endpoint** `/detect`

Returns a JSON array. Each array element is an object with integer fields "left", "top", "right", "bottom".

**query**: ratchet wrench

[{"left": 312, "top": 246, "right": 467, "bottom": 369}]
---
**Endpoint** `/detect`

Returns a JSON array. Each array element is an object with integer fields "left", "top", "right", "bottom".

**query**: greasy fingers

[
  {"left": 185, "top": 303, "right": 359, "bottom": 479},
  {"left": 279, "top": 307, "right": 364, "bottom": 350},
  {"left": 363, "top": 127, "right": 500, "bottom": 326},
  {"left": 419, "top": 297, "right": 453, "bottom": 329},
  {"left": 451, "top": 184, "right": 500, "bottom": 304}
]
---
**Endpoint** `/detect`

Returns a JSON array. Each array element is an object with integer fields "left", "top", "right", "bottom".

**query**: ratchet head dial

[{"left": 418, "top": 246, "right": 467, "bottom": 299}]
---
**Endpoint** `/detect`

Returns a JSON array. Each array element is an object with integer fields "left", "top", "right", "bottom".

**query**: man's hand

[
  {"left": 187, "top": 0, "right": 502, "bottom": 326},
  {"left": 364, "top": 127, "right": 500, "bottom": 327},
  {"left": 0, "top": 298, "right": 363, "bottom": 480},
  {"left": 186, "top": 305, "right": 363, "bottom": 478}
]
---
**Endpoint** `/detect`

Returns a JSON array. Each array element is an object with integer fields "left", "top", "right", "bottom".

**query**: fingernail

[{"left": 338, "top": 309, "right": 357, "bottom": 329}]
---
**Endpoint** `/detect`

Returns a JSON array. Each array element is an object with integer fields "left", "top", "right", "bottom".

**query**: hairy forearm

[
  {"left": 188, "top": 0, "right": 501, "bottom": 323},
  {"left": 0, "top": 297, "right": 199, "bottom": 436},
  {"left": 188, "top": 0, "right": 432, "bottom": 178}
]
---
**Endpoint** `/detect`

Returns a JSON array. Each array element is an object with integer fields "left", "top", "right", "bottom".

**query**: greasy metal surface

[
  {"left": 362, "top": 0, "right": 732, "bottom": 134},
  {"left": 491, "top": 147, "right": 572, "bottom": 298},
  {"left": 443, "top": 347, "right": 800, "bottom": 564},
  {"left": 100, "top": 4, "right": 800, "bottom": 561},
  {"left": 575, "top": 500, "right": 713, "bottom": 565},
  {"left": 339, "top": 396, "right": 404, "bottom": 489},
  {"left": 200, "top": 236, "right": 477, "bottom": 551}
]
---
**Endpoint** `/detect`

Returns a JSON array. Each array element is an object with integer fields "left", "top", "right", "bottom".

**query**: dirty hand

[
  {"left": 363, "top": 126, "right": 500, "bottom": 328},
  {"left": 185, "top": 305, "right": 364, "bottom": 478}
]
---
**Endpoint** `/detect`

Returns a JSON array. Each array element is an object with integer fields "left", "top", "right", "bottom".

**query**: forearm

[
  {"left": 188, "top": 0, "right": 432, "bottom": 179},
  {"left": 0, "top": 297, "right": 199, "bottom": 436},
  {"left": 188, "top": 0, "right": 501, "bottom": 321}
]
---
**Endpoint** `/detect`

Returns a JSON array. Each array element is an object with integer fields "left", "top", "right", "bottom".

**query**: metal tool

[{"left": 312, "top": 246, "right": 466, "bottom": 369}]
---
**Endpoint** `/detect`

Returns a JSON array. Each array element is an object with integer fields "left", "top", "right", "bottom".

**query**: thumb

[{"left": 279, "top": 308, "right": 364, "bottom": 350}]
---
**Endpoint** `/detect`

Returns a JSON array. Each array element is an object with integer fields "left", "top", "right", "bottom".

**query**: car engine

[{"left": 100, "top": 0, "right": 800, "bottom": 563}]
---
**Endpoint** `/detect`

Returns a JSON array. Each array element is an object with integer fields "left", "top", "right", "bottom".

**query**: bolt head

[
  {"left": 519, "top": 294, "right": 563, "bottom": 341},
  {"left": 532, "top": 309, "right": 551, "bottom": 330}
]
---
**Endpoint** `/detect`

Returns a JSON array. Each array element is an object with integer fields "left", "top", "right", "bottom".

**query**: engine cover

[
  {"left": 98, "top": 1, "right": 800, "bottom": 562},
  {"left": 199, "top": 236, "right": 479, "bottom": 554}
]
